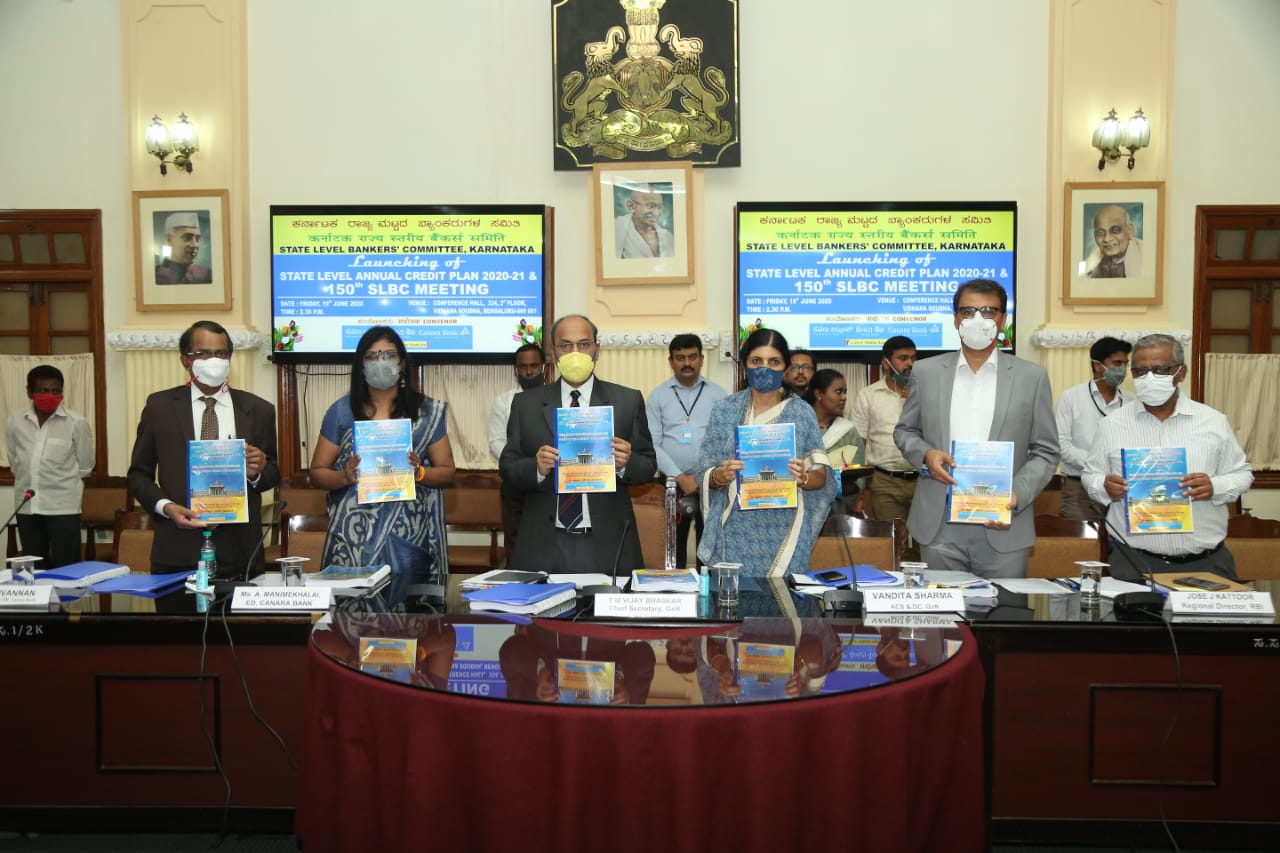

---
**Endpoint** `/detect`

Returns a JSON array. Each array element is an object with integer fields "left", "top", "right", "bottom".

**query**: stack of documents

[
  {"left": 464, "top": 582, "right": 577, "bottom": 614},
  {"left": 303, "top": 564, "right": 391, "bottom": 592},
  {"left": 794, "top": 565, "right": 899, "bottom": 588},
  {"left": 923, "top": 569, "right": 997, "bottom": 599},
  {"left": 459, "top": 569, "right": 548, "bottom": 592},
  {"left": 91, "top": 571, "right": 189, "bottom": 597},
  {"left": 32, "top": 561, "right": 130, "bottom": 588},
  {"left": 628, "top": 568, "right": 700, "bottom": 593}
]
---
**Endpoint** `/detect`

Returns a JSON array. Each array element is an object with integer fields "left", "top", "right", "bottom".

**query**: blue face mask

[{"left": 747, "top": 366, "right": 785, "bottom": 393}]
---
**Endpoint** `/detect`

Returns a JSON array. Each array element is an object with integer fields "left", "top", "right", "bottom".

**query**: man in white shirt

[
  {"left": 1083, "top": 333, "right": 1252, "bottom": 582},
  {"left": 4, "top": 365, "right": 94, "bottom": 568},
  {"left": 646, "top": 333, "right": 727, "bottom": 568},
  {"left": 851, "top": 336, "right": 918, "bottom": 521},
  {"left": 488, "top": 343, "right": 546, "bottom": 559},
  {"left": 1054, "top": 336, "right": 1132, "bottom": 521},
  {"left": 894, "top": 280, "right": 1059, "bottom": 578}
]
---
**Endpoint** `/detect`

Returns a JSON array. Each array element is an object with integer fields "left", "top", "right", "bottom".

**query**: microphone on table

[
  {"left": 1102, "top": 515, "right": 1166, "bottom": 617},
  {"left": 2, "top": 490, "right": 35, "bottom": 535},
  {"left": 822, "top": 515, "right": 864, "bottom": 616},
  {"left": 582, "top": 517, "right": 632, "bottom": 600},
  {"left": 211, "top": 499, "right": 287, "bottom": 596}
]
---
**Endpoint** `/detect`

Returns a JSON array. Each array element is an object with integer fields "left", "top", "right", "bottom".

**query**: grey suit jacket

[
  {"left": 499, "top": 378, "right": 657, "bottom": 573},
  {"left": 893, "top": 351, "right": 1059, "bottom": 552},
  {"left": 127, "top": 386, "right": 280, "bottom": 574}
]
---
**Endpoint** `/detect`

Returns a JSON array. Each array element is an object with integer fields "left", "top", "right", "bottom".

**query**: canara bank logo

[{"left": 558, "top": 0, "right": 733, "bottom": 162}]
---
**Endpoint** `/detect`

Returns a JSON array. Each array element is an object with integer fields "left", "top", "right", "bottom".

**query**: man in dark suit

[
  {"left": 893, "top": 280, "right": 1059, "bottom": 578},
  {"left": 127, "top": 320, "right": 280, "bottom": 576},
  {"left": 500, "top": 314, "right": 657, "bottom": 574}
]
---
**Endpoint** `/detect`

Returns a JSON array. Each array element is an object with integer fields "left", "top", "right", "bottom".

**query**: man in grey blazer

[
  {"left": 894, "top": 280, "right": 1059, "bottom": 578},
  {"left": 500, "top": 315, "right": 657, "bottom": 574}
]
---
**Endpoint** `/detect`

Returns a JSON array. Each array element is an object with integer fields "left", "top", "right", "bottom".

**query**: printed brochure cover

[
  {"left": 736, "top": 423, "right": 797, "bottom": 510},
  {"left": 359, "top": 637, "right": 418, "bottom": 684},
  {"left": 946, "top": 440, "right": 1014, "bottom": 526},
  {"left": 556, "top": 658, "right": 615, "bottom": 704},
  {"left": 734, "top": 641, "right": 796, "bottom": 701},
  {"left": 555, "top": 405, "right": 616, "bottom": 494},
  {"left": 1122, "top": 446, "right": 1193, "bottom": 534},
  {"left": 353, "top": 418, "right": 415, "bottom": 505},
  {"left": 187, "top": 439, "right": 248, "bottom": 524}
]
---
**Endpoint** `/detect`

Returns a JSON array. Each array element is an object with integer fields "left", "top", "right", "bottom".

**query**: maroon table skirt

[{"left": 296, "top": 625, "right": 985, "bottom": 853}]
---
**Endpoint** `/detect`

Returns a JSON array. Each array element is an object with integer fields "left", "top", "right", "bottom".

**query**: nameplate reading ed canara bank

[
  {"left": 1168, "top": 590, "right": 1275, "bottom": 617},
  {"left": 864, "top": 588, "right": 966, "bottom": 613},
  {"left": 232, "top": 586, "right": 332, "bottom": 612},
  {"left": 595, "top": 593, "right": 697, "bottom": 619},
  {"left": 0, "top": 584, "right": 56, "bottom": 608}
]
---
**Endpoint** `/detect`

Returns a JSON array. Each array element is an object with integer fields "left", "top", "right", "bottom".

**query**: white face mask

[
  {"left": 191, "top": 357, "right": 231, "bottom": 388},
  {"left": 1133, "top": 371, "right": 1178, "bottom": 406},
  {"left": 958, "top": 317, "right": 998, "bottom": 350}
]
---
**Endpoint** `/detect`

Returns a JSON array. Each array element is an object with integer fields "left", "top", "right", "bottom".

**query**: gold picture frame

[
  {"left": 134, "top": 189, "right": 231, "bottom": 311},
  {"left": 593, "top": 161, "right": 694, "bottom": 285},
  {"left": 1063, "top": 181, "right": 1163, "bottom": 305}
]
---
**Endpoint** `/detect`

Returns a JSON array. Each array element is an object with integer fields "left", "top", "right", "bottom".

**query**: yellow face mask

[{"left": 557, "top": 351, "right": 595, "bottom": 384}]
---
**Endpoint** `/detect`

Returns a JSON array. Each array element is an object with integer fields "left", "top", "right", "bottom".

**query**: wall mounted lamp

[
  {"left": 145, "top": 113, "right": 200, "bottom": 175},
  {"left": 1092, "top": 107, "right": 1150, "bottom": 171}
]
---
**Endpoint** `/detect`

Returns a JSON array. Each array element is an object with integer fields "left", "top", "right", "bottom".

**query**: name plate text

[
  {"left": 232, "top": 586, "right": 332, "bottom": 612},
  {"left": 594, "top": 593, "right": 697, "bottom": 619},
  {"left": 1168, "top": 590, "right": 1275, "bottom": 616},
  {"left": 0, "top": 584, "right": 55, "bottom": 609},
  {"left": 864, "top": 588, "right": 966, "bottom": 613}
]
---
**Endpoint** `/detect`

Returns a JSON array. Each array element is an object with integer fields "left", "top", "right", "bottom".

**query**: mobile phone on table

[
  {"left": 814, "top": 569, "right": 848, "bottom": 584},
  {"left": 1173, "top": 576, "right": 1228, "bottom": 591}
]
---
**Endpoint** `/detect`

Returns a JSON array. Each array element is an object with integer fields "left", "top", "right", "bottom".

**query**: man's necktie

[
  {"left": 199, "top": 396, "right": 219, "bottom": 440},
  {"left": 558, "top": 389, "right": 583, "bottom": 531}
]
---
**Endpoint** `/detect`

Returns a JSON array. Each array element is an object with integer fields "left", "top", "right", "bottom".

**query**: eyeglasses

[
  {"left": 555, "top": 340, "right": 595, "bottom": 353},
  {"left": 788, "top": 364, "right": 815, "bottom": 373},
  {"left": 186, "top": 349, "right": 231, "bottom": 360},
  {"left": 955, "top": 306, "right": 1002, "bottom": 319},
  {"left": 363, "top": 350, "right": 400, "bottom": 362},
  {"left": 1131, "top": 364, "right": 1180, "bottom": 378}
]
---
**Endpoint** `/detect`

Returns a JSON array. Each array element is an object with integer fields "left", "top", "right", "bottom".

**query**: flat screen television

[
  {"left": 269, "top": 204, "right": 552, "bottom": 364},
  {"left": 735, "top": 201, "right": 1017, "bottom": 361}
]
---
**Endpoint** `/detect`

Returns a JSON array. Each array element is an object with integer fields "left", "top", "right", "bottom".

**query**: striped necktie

[
  {"left": 558, "top": 389, "right": 583, "bottom": 531},
  {"left": 199, "top": 396, "right": 219, "bottom": 440}
]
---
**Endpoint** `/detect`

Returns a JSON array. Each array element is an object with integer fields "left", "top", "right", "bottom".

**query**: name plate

[
  {"left": 0, "top": 584, "right": 56, "bottom": 609},
  {"left": 594, "top": 592, "right": 697, "bottom": 619},
  {"left": 864, "top": 588, "right": 966, "bottom": 613},
  {"left": 862, "top": 612, "right": 962, "bottom": 628},
  {"left": 232, "top": 586, "right": 332, "bottom": 612},
  {"left": 1168, "top": 590, "right": 1275, "bottom": 617}
]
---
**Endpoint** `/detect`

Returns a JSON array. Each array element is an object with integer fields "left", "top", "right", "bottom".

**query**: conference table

[{"left": 295, "top": 586, "right": 986, "bottom": 853}]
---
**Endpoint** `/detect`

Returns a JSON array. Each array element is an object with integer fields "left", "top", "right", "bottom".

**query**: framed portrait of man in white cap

[{"left": 133, "top": 189, "right": 231, "bottom": 310}]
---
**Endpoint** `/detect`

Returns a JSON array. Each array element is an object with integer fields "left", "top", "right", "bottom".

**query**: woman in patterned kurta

[
  {"left": 309, "top": 326, "right": 456, "bottom": 586},
  {"left": 696, "top": 329, "right": 836, "bottom": 577}
]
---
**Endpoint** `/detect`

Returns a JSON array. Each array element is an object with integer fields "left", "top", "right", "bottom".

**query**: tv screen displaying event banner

[
  {"left": 269, "top": 205, "right": 551, "bottom": 364},
  {"left": 735, "top": 202, "right": 1017, "bottom": 360}
]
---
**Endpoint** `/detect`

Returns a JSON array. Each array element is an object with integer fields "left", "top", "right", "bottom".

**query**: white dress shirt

[
  {"left": 950, "top": 348, "right": 999, "bottom": 443},
  {"left": 5, "top": 404, "right": 94, "bottom": 516},
  {"left": 488, "top": 386, "right": 520, "bottom": 461},
  {"left": 849, "top": 378, "right": 912, "bottom": 470},
  {"left": 1083, "top": 393, "right": 1253, "bottom": 556},
  {"left": 1054, "top": 380, "right": 1131, "bottom": 476}
]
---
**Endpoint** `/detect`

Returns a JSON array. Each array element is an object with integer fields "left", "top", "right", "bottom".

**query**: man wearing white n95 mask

[
  {"left": 127, "top": 320, "right": 279, "bottom": 576},
  {"left": 1082, "top": 333, "right": 1252, "bottom": 582}
]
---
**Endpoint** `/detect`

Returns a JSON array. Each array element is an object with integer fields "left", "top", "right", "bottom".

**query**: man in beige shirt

[{"left": 850, "top": 336, "right": 918, "bottom": 556}]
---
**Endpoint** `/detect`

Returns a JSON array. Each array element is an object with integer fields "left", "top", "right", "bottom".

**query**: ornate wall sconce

[
  {"left": 145, "top": 113, "right": 200, "bottom": 175},
  {"left": 1092, "top": 107, "right": 1150, "bottom": 171}
]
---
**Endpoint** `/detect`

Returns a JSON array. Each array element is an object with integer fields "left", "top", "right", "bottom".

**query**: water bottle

[
  {"left": 664, "top": 477, "right": 678, "bottom": 570},
  {"left": 196, "top": 529, "right": 215, "bottom": 591}
]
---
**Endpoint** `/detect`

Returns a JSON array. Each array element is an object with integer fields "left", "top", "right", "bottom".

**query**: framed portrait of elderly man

[
  {"left": 133, "top": 189, "right": 231, "bottom": 311},
  {"left": 1063, "top": 182, "right": 1164, "bottom": 305},
  {"left": 593, "top": 161, "right": 694, "bottom": 285}
]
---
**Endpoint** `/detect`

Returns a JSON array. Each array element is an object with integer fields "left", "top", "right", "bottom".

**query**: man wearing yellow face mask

[{"left": 499, "top": 314, "right": 657, "bottom": 575}]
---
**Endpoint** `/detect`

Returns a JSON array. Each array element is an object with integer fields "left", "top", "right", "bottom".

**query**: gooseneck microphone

[
  {"left": 210, "top": 499, "right": 287, "bottom": 596},
  {"left": 582, "top": 517, "right": 632, "bottom": 599},
  {"left": 1102, "top": 515, "right": 1167, "bottom": 616},
  {"left": 2, "top": 490, "right": 35, "bottom": 537},
  {"left": 823, "top": 515, "right": 864, "bottom": 615}
]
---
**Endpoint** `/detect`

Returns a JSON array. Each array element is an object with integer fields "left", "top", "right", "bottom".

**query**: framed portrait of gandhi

[
  {"left": 593, "top": 160, "right": 694, "bottom": 285},
  {"left": 134, "top": 189, "right": 231, "bottom": 311},
  {"left": 1063, "top": 182, "right": 1164, "bottom": 305}
]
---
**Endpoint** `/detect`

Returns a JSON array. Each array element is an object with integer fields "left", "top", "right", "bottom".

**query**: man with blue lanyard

[{"left": 646, "top": 334, "right": 727, "bottom": 568}]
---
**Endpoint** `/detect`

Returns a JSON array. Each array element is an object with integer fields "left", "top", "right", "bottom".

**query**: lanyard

[
  {"left": 673, "top": 381, "right": 705, "bottom": 420},
  {"left": 1088, "top": 381, "right": 1113, "bottom": 417}
]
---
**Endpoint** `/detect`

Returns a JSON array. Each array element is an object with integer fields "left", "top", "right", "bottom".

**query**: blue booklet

[
  {"left": 463, "top": 582, "right": 578, "bottom": 614},
  {"left": 946, "top": 440, "right": 1014, "bottom": 525},
  {"left": 33, "top": 561, "right": 129, "bottom": 587},
  {"left": 555, "top": 405, "right": 616, "bottom": 494},
  {"left": 799, "top": 565, "right": 897, "bottom": 587},
  {"left": 187, "top": 439, "right": 249, "bottom": 524},
  {"left": 736, "top": 423, "right": 797, "bottom": 510},
  {"left": 91, "top": 571, "right": 190, "bottom": 596},
  {"left": 1121, "top": 446, "right": 1193, "bottom": 534},
  {"left": 353, "top": 418, "right": 415, "bottom": 504}
]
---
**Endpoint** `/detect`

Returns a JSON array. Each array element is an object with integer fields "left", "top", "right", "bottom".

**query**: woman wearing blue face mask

[
  {"left": 695, "top": 329, "right": 836, "bottom": 577},
  {"left": 309, "top": 326, "right": 456, "bottom": 584}
]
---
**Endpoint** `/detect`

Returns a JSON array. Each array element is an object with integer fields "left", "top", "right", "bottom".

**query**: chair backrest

[
  {"left": 280, "top": 511, "right": 329, "bottom": 571},
  {"left": 812, "top": 517, "right": 898, "bottom": 571},
  {"left": 1032, "top": 475, "right": 1064, "bottom": 517},
  {"left": 1227, "top": 513, "right": 1280, "bottom": 580},
  {"left": 632, "top": 502, "right": 668, "bottom": 570},
  {"left": 277, "top": 484, "right": 330, "bottom": 517},
  {"left": 1026, "top": 514, "right": 1102, "bottom": 578},
  {"left": 445, "top": 482, "right": 504, "bottom": 569},
  {"left": 112, "top": 510, "right": 155, "bottom": 573}
]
